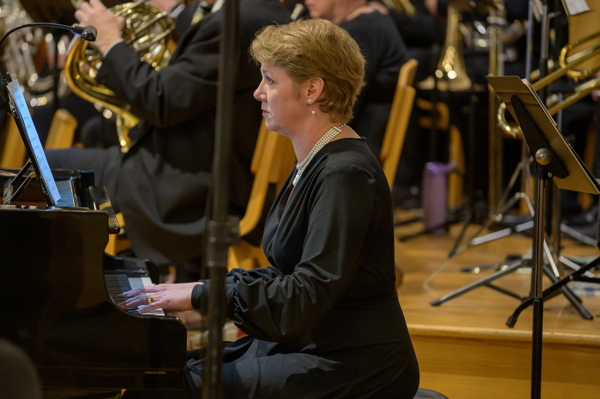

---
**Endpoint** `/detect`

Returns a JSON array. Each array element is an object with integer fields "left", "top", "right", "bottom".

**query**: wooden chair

[
  {"left": 44, "top": 108, "right": 78, "bottom": 150},
  {"left": 106, "top": 212, "right": 130, "bottom": 256},
  {"left": 379, "top": 58, "right": 418, "bottom": 187},
  {"left": 0, "top": 117, "right": 26, "bottom": 168},
  {"left": 228, "top": 119, "right": 295, "bottom": 270},
  {"left": 378, "top": 59, "right": 418, "bottom": 288}
]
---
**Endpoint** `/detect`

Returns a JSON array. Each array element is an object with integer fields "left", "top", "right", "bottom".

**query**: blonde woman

[{"left": 122, "top": 19, "right": 419, "bottom": 398}]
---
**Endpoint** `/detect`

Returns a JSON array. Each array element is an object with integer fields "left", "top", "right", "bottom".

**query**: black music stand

[
  {"left": 430, "top": 75, "right": 600, "bottom": 320},
  {"left": 0, "top": 73, "right": 61, "bottom": 206},
  {"left": 490, "top": 75, "right": 600, "bottom": 399}
]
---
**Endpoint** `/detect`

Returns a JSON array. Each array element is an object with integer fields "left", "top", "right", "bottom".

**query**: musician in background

[
  {"left": 45, "top": 0, "right": 291, "bottom": 281},
  {"left": 32, "top": 0, "right": 196, "bottom": 148},
  {"left": 304, "top": 0, "right": 409, "bottom": 157},
  {"left": 120, "top": 19, "right": 420, "bottom": 398},
  {"left": 372, "top": 0, "right": 444, "bottom": 82},
  {"left": 368, "top": 0, "right": 446, "bottom": 206}
]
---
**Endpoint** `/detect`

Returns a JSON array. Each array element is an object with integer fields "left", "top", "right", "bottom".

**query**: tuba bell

[
  {"left": 64, "top": 0, "right": 175, "bottom": 152},
  {"left": 418, "top": 2, "right": 473, "bottom": 91}
]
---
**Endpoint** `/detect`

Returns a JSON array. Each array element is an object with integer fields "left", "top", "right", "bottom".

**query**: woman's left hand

[{"left": 119, "top": 282, "right": 203, "bottom": 314}]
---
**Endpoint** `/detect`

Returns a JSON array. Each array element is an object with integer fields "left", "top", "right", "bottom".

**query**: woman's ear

[{"left": 305, "top": 77, "right": 325, "bottom": 101}]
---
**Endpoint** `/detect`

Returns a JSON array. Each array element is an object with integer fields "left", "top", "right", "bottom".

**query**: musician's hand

[
  {"left": 149, "top": 0, "right": 180, "bottom": 13},
  {"left": 119, "top": 282, "right": 203, "bottom": 314},
  {"left": 75, "top": 0, "right": 124, "bottom": 55},
  {"left": 424, "top": 0, "right": 438, "bottom": 15},
  {"left": 368, "top": 1, "right": 389, "bottom": 15}
]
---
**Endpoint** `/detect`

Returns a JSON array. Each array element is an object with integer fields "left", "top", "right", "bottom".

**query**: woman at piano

[{"left": 120, "top": 18, "right": 420, "bottom": 398}]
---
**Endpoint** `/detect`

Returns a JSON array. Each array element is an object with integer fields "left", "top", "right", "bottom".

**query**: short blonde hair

[{"left": 249, "top": 18, "right": 365, "bottom": 123}]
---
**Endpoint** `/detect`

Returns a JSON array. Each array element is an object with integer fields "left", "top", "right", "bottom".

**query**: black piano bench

[{"left": 414, "top": 388, "right": 448, "bottom": 399}]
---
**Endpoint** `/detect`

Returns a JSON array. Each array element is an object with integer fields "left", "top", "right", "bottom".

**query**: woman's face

[
  {"left": 254, "top": 65, "right": 306, "bottom": 136},
  {"left": 304, "top": 0, "right": 336, "bottom": 20}
]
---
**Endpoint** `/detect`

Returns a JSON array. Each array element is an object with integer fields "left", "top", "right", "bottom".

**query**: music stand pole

[
  {"left": 530, "top": 159, "right": 548, "bottom": 399},
  {"left": 202, "top": 1, "right": 241, "bottom": 398},
  {"left": 527, "top": 11, "right": 550, "bottom": 392}
]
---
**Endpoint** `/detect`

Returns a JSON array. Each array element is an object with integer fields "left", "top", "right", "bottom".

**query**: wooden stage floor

[{"left": 394, "top": 210, "right": 600, "bottom": 398}]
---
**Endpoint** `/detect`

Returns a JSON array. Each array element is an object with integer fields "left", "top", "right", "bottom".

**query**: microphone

[
  {"left": 0, "top": 22, "right": 97, "bottom": 49},
  {"left": 71, "top": 25, "right": 98, "bottom": 42}
]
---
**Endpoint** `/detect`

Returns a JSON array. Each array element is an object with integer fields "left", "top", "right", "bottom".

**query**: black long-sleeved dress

[{"left": 189, "top": 138, "right": 420, "bottom": 398}]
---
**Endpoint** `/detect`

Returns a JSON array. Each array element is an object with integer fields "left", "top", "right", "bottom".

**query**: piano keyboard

[{"left": 105, "top": 273, "right": 166, "bottom": 316}]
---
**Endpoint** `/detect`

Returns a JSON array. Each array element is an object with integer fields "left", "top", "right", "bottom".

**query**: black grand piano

[{"left": 0, "top": 169, "right": 188, "bottom": 394}]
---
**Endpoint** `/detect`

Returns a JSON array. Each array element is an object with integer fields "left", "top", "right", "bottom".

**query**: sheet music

[
  {"left": 561, "top": 0, "right": 591, "bottom": 16},
  {"left": 7, "top": 79, "right": 61, "bottom": 205}
]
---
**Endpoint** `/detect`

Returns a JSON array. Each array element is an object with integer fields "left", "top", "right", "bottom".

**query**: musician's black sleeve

[
  {"left": 190, "top": 266, "right": 283, "bottom": 310},
  {"left": 95, "top": 14, "right": 222, "bottom": 128}
]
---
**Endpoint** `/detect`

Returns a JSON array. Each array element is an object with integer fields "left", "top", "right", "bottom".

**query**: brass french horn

[{"left": 64, "top": 0, "right": 175, "bottom": 152}]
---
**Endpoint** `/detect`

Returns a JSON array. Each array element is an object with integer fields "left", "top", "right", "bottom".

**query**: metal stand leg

[
  {"left": 430, "top": 258, "right": 525, "bottom": 306},
  {"left": 506, "top": 256, "right": 600, "bottom": 327}
]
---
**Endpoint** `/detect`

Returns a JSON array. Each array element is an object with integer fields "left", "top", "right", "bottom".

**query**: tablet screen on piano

[{"left": 7, "top": 79, "right": 61, "bottom": 205}]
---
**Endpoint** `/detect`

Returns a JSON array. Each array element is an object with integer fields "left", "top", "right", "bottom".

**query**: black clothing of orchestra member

[
  {"left": 187, "top": 139, "right": 420, "bottom": 398},
  {"left": 342, "top": 10, "right": 409, "bottom": 156},
  {"left": 46, "top": 0, "right": 291, "bottom": 267},
  {"left": 76, "top": 0, "right": 215, "bottom": 149}
]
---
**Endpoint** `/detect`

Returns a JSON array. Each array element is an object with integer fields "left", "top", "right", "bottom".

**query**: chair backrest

[
  {"left": 238, "top": 119, "right": 295, "bottom": 237},
  {"left": 0, "top": 118, "right": 26, "bottom": 168},
  {"left": 379, "top": 58, "right": 418, "bottom": 188},
  {"left": 45, "top": 108, "right": 77, "bottom": 150}
]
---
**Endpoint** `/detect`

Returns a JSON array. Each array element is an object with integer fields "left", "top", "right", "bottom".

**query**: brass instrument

[
  {"left": 382, "top": 0, "right": 416, "bottom": 17},
  {"left": 431, "top": 3, "right": 473, "bottom": 91},
  {"left": 0, "top": 0, "right": 67, "bottom": 107},
  {"left": 497, "top": 30, "right": 600, "bottom": 138},
  {"left": 64, "top": 0, "right": 175, "bottom": 152},
  {"left": 567, "top": 0, "right": 600, "bottom": 78},
  {"left": 418, "top": 0, "right": 509, "bottom": 92}
]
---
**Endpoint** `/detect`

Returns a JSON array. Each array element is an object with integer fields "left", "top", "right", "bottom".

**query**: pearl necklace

[{"left": 293, "top": 123, "right": 346, "bottom": 186}]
